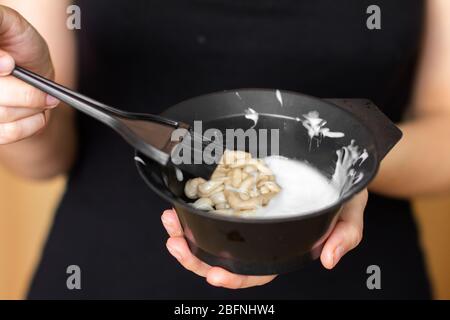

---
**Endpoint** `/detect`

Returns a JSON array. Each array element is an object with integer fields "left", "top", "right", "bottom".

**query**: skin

[
  {"left": 0, "top": 0, "right": 76, "bottom": 179},
  {"left": 162, "top": 189, "right": 368, "bottom": 289},
  {"left": 0, "top": 1, "right": 449, "bottom": 289},
  {"left": 370, "top": 0, "right": 450, "bottom": 197}
]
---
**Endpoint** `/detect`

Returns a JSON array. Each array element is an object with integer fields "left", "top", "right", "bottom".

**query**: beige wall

[
  {"left": 0, "top": 166, "right": 64, "bottom": 299},
  {"left": 0, "top": 165, "right": 449, "bottom": 300},
  {"left": 413, "top": 196, "right": 450, "bottom": 299}
]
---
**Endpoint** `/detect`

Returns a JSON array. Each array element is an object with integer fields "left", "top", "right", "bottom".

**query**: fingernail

[
  {"left": 167, "top": 244, "right": 182, "bottom": 260},
  {"left": 0, "top": 54, "right": 14, "bottom": 75},
  {"left": 333, "top": 245, "right": 345, "bottom": 267},
  {"left": 161, "top": 215, "right": 175, "bottom": 233},
  {"left": 46, "top": 95, "right": 59, "bottom": 107}
]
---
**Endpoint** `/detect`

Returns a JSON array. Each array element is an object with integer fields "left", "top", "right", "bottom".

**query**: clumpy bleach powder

[{"left": 255, "top": 156, "right": 340, "bottom": 217}]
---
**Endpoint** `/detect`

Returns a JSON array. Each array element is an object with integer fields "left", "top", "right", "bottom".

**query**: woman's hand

[
  {"left": 161, "top": 189, "right": 368, "bottom": 289},
  {"left": 0, "top": 5, "right": 57, "bottom": 145}
]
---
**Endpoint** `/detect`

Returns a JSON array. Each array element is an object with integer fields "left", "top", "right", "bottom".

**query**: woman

[{"left": 1, "top": 0, "right": 447, "bottom": 299}]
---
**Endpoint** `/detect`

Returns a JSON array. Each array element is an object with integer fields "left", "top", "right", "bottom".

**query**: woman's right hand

[{"left": 0, "top": 5, "right": 58, "bottom": 145}]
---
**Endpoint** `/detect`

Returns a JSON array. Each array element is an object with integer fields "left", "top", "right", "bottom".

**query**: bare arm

[
  {"left": 0, "top": 0, "right": 77, "bottom": 179},
  {"left": 370, "top": 0, "right": 450, "bottom": 197}
]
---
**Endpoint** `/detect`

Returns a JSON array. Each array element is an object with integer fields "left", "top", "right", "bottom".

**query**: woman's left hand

[{"left": 161, "top": 189, "right": 368, "bottom": 289}]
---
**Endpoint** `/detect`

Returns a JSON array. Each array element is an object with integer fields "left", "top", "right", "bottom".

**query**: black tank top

[{"left": 29, "top": 0, "right": 431, "bottom": 299}]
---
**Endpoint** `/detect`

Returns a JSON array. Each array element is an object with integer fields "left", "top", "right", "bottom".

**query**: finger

[
  {"left": 0, "top": 7, "right": 54, "bottom": 77},
  {"left": 0, "top": 106, "right": 45, "bottom": 123},
  {"left": 166, "top": 236, "right": 211, "bottom": 278},
  {"left": 0, "top": 50, "right": 15, "bottom": 76},
  {"left": 161, "top": 209, "right": 184, "bottom": 237},
  {"left": 162, "top": 209, "right": 277, "bottom": 289},
  {"left": 0, "top": 76, "right": 59, "bottom": 108},
  {"left": 0, "top": 7, "right": 29, "bottom": 46},
  {"left": 0, "top": 112, "right": 46, "bottom": 144},
  {"left": 206, "top": 267, "right": 277, "bottom": 289},
  {"left": 320, "top": 220, "right": 363, "bottom": 269},
  {"left": 321, "top": 189, "right": 368, "bottom": 269}
]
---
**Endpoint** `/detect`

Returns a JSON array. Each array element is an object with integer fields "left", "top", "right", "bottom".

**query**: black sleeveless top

[{"left": 29, "top": 0, "right": 431, "bottom": 299}]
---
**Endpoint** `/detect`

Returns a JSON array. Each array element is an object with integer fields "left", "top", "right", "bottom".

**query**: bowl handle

[{"left": 324, "top": 99, "right": 403, "bottom": 161}]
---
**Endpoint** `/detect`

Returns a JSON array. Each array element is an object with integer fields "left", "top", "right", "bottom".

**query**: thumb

[
  {"left": 0, "top": 5, "right": 53, "bottom": 77},
  {"left": 320, "top": 190, "right": 367, "bottom": 269},
  {"left": 320, "top": 220, "right": 363, "bottom": 269}
]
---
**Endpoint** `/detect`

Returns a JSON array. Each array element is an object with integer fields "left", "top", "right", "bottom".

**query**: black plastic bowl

[{"left": 135, "top": 89, "right": 402, "bottom": 275}]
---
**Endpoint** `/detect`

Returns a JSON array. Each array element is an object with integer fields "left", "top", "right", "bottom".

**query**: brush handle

[
  {"left": 13, "top": 66, "right": 122, "bottom": 122},
  {"left": 12, "top": 67, "right": 179, "bottom": 126},
  {"left": 12, "top": 66, "right": 182, "bottom": 165}
]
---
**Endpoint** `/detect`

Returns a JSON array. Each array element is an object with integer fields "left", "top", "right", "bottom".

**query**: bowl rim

[{"left": 135, "top": 88, "right": 380, "bottom": 224}]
